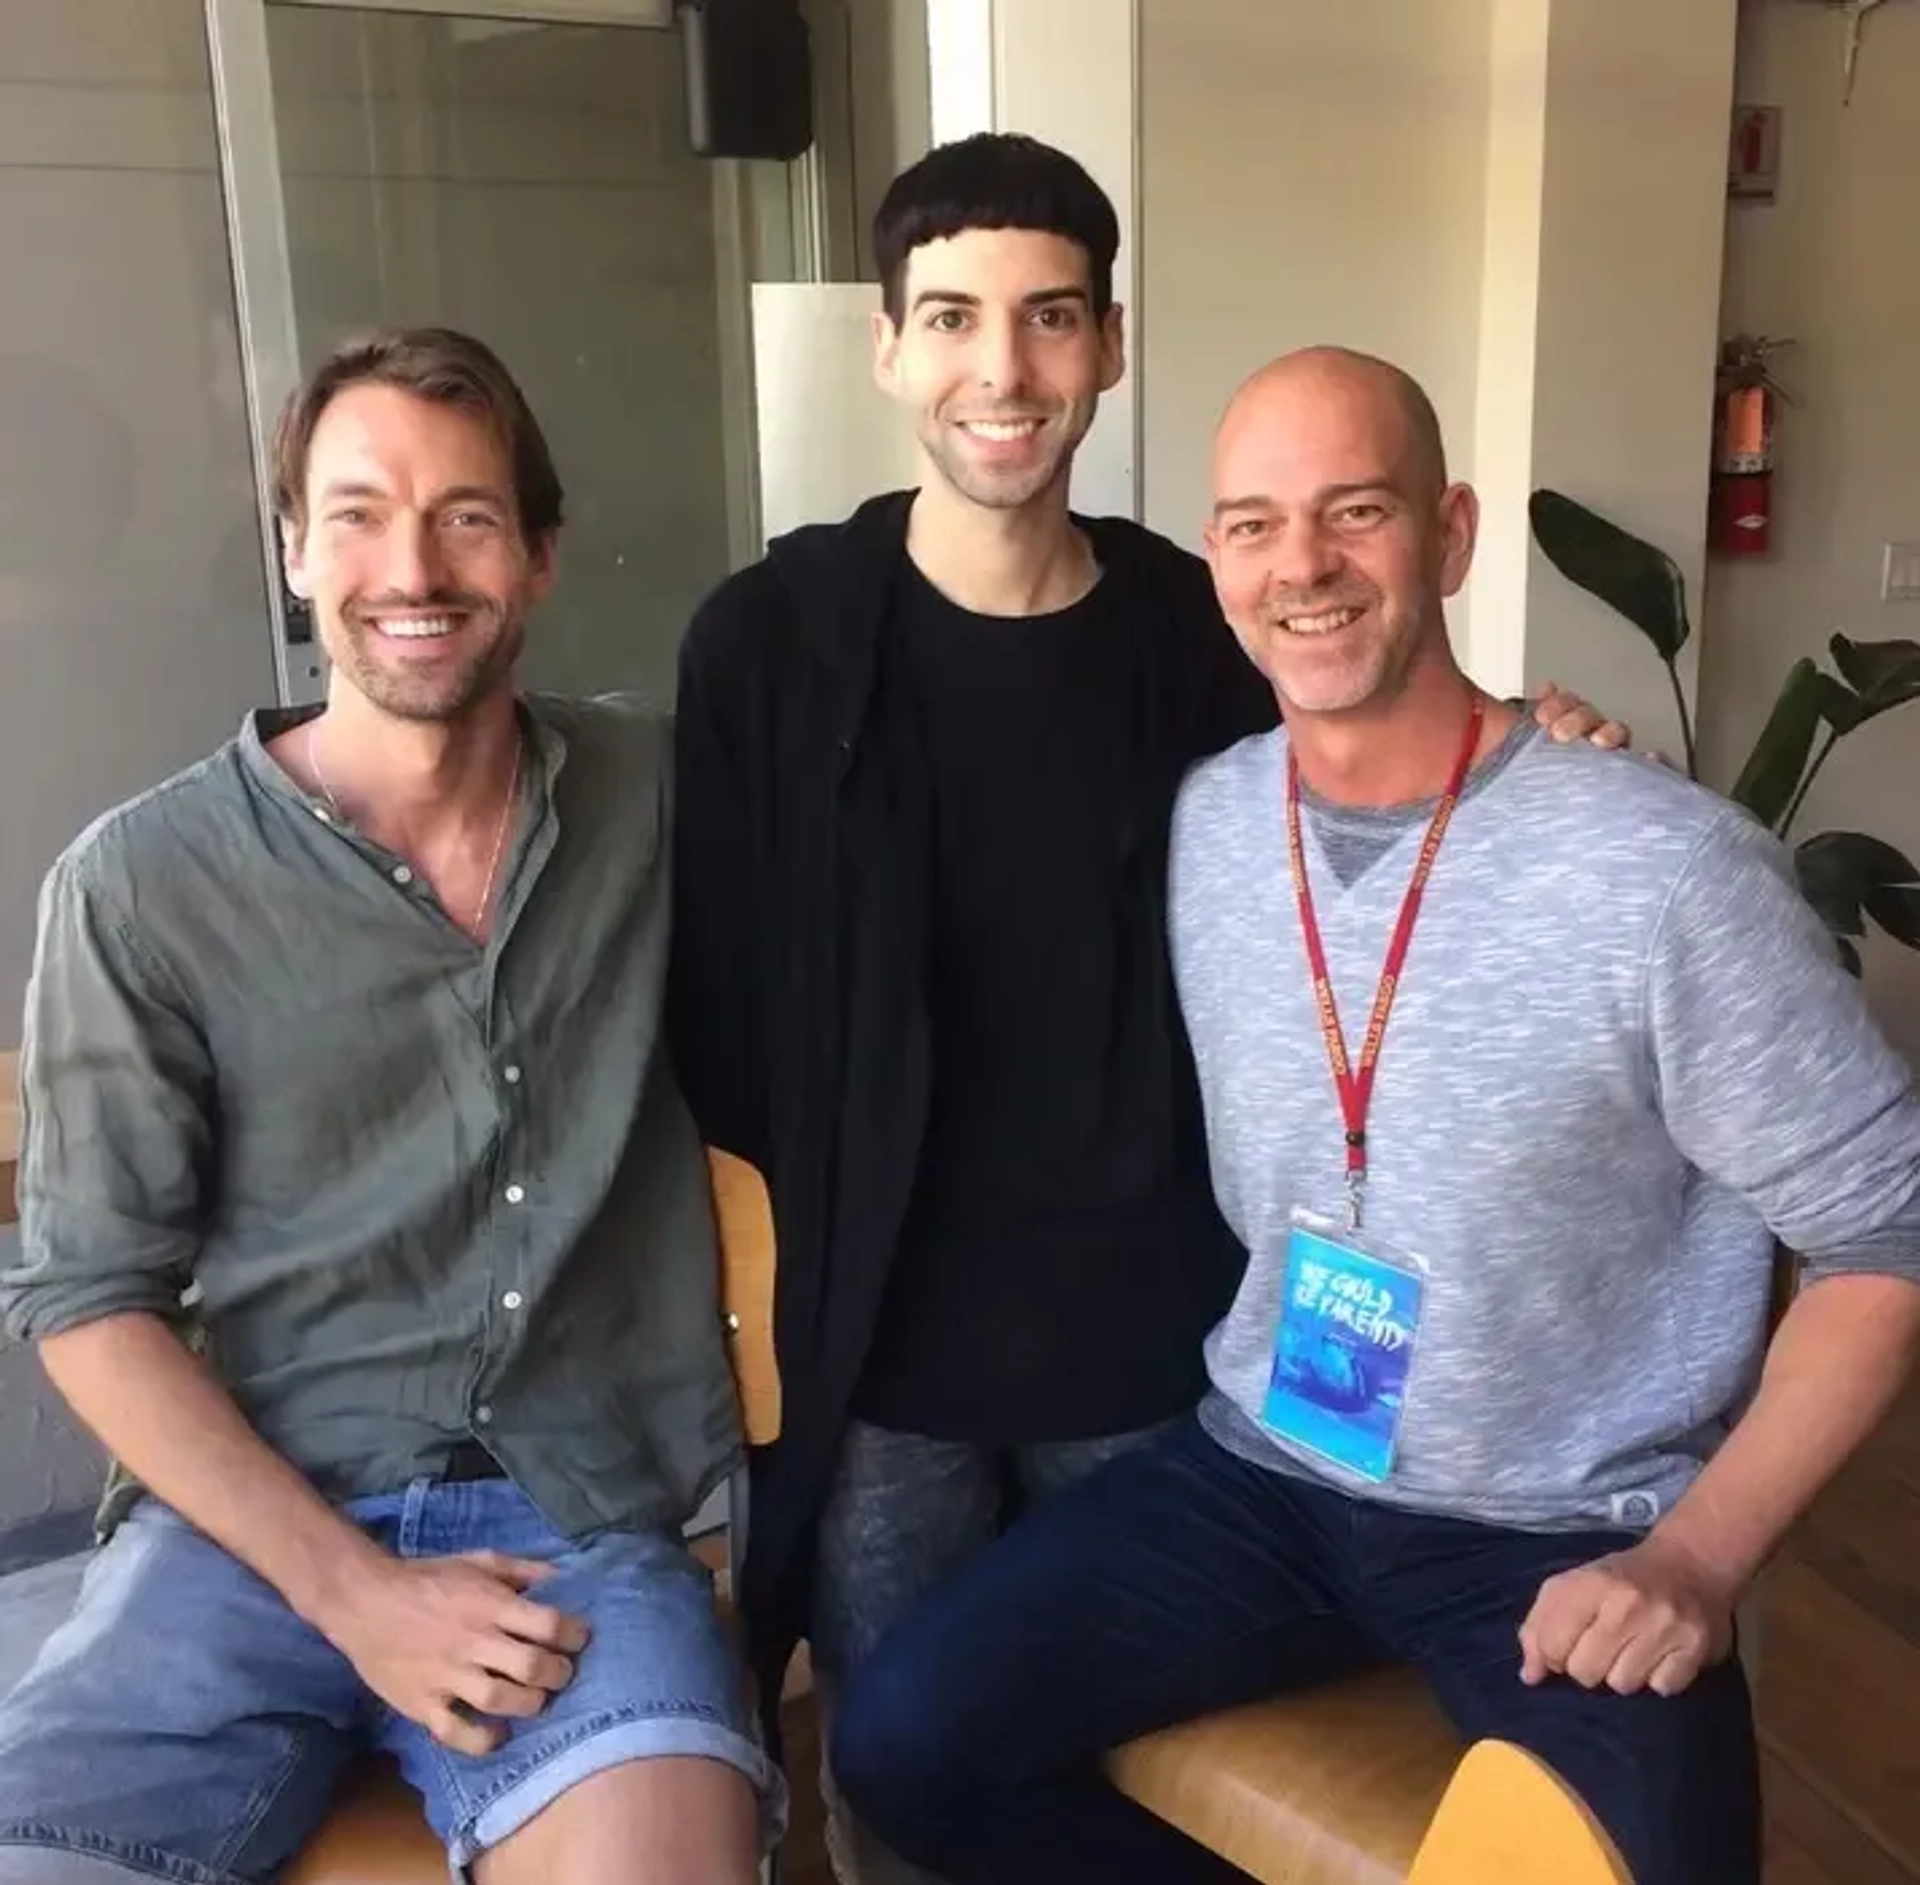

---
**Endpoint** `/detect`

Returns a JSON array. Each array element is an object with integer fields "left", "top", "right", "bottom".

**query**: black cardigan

[{"left": 666, "top": 492, "right": 1277, "bottom": 1717}]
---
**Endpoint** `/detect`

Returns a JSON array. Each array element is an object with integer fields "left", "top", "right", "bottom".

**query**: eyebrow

[
  {"left": 1211, "top": 480, "right": 1401, "bottom": 520},
  {"left": 908, "top": 285, "right": 1091, "bottom": 313},
  {"left": 314, "top": 482, "right": 507, "bottom": 510}
]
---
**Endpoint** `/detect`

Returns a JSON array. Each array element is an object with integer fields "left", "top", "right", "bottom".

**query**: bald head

[
  {"left": 1202, "top": 345, "right": 1478, "bottom": 720},
  {"left": 1216, "top": 347, "right": 1448, "bottom": 503}
]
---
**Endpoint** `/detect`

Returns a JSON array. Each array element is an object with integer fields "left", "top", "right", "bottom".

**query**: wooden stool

[
  {"left": 1407, "top": 1739, "right": 1631, "bottom": 1884},
  {"left": 1108, "top": 1666, "right": 1463, "bottom": 1884},
  {"left": 0, "top": 1125, "right": 1585, "bottom": 1884},
  {"left": 285, "top": 1766, "right": 440, "bottom": 1885}
]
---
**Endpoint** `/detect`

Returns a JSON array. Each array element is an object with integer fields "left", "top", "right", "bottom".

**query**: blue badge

[{"left": 1261, "top": 1220, "right": 1425, "bottom": 1484}]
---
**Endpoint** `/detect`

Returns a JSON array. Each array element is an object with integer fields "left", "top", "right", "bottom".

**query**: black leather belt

[{"left": 441, "top": 1437, "right": 507, "bottom": 1482}]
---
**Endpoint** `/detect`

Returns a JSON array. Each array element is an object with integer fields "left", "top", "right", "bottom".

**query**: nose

[
  {"left": 973, "top": 310, "right": 1028, "bottom": 400},
  {"left": 1264, "top": 515, "right": 1344, "bottom": 596},
  {"left": 378, "top": 511, "right": 446, "bottom": 598}
]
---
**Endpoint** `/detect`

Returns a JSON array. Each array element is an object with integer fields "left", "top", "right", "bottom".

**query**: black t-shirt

[{"left": 853, "top": 560, "right": 1228, "bottom": 1441}]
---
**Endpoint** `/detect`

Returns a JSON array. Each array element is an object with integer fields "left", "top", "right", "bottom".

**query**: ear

[
  {"left": 1201, "top": 514, "right": 1225, "bottom": 580},
  {"left": 1437, "top": 482, "right": 1480, "bottom": 598},
  {"left": 280, "top": 517, "right": 310, "bottom": 600},
  {"left": 871, "top": 308, "right": 902, "bottom": 396},
  {"left": 525, "top": 530, "right": 558, "bottom": 603},
  {"left": 1097, "top": 302, "right": 1127, "bottom": 395}
]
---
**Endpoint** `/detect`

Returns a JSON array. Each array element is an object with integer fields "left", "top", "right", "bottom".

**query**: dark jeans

[
  {"left": 811, "top": 1418, "right": 1169, "bottom": 1885},
  {"left": 830, "top": 1415, "right": 1760, "bottom": 1885}
]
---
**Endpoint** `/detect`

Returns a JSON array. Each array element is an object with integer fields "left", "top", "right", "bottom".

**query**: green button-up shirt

[{"left": 2, "top": 695, "right": 739, "bottom": 1537}]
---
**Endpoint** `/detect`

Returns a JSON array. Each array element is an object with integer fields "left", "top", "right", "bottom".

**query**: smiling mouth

[
  {"left": 957, "top": 418, "right": 1046, "bottom": 443},
  {"left": 1278, "top": 605, "right": 1367, "bottom": 637},
  {"left": 364, "top": 612, "right": 467, "bottom": 642}
]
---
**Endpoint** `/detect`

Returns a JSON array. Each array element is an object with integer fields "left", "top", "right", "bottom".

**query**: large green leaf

[
  {"left": 1866, "top": 883, "right": 1920, "bottom": 949},
  {"left": 1795, "top": 831, "right": 1920, "bottom": 954},
  {"left": 1529, "top": 489, "right": 1691, "bottom": 662},
  {"left": 1730, "top": 658, "right": 1822, "bottom": 832},
  {"left": 1828, "top": 634, "right": 1920, "bottom": 726}
]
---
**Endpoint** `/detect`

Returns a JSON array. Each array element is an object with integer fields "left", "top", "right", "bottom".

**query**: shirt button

[
  {"left": 313, "top": 806, "right": 332, "bottom": 825},
  {"left": 502, "top": 1290, "right": 524, "bottom": 1311},
  {"left": 474, "top": 1404, "right": 494, "bottom": 1425},
  {"left": 504, "top": 1183, "right": 526, "bottom": 1205},
  {"left": 392, "top": 864, "right": 414, "bottom": 886},
  {"left": 503, "top": 1065, "right": 523, "bottom": 1085}
]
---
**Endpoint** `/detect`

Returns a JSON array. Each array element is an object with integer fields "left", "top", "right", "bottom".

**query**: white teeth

[
  {"left": 962, "top": 420, "right": 1042, "bottom": 441},
  {"left": 376, "top": 615, "right": 459, "bottom": 640},
  {"left": 1281, "top": 606, "right": 1364, "bottom": 636}
]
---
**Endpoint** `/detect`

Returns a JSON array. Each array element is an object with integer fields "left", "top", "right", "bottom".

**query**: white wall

[
  {"left": 1701, "top": 0, "right": 1920, "bottom": 1057},
  {"left": 1138, "top": 0, "right": 1494, "bottom": 630},
  {"left": 1136, "top": 0, "right": 1736, "bottom": 740},
  {"left": 1511, "top": 0, "right": 1737, "bottom": 745}
]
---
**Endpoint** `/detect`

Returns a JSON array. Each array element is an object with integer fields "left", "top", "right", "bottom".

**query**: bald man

[{"left": 825, "top": 347, "right": 1920, "bottom": 1885}]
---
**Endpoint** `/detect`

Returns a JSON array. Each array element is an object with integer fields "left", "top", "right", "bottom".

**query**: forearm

[
  {"left": 1652, "top": 1271, "right": 1920, "bottom": 1590},
  {"left": 39, "top": 1311, "right": 389, "bottom": 1631}
]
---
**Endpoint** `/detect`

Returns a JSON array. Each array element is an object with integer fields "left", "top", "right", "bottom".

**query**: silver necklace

[{"left": 306, "top": 718, "right": 521, "bottom": 935}]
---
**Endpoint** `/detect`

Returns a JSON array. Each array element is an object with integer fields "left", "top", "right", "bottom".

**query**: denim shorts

[{"left": 0, "top": 1478, "right": 785, "bottom": 1883}]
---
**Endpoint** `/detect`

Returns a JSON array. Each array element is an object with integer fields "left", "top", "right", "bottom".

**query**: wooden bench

[
  {"left": 285, "top": 1153, "right": 1478, "bottom": 1885},
  {"left": 0, "top": 1107, "right": 1615, "bottom": 1883}
]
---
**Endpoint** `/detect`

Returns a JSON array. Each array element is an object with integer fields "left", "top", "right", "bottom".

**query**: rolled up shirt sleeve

[{"left": 1, "top": 847, "right": 212, "bottom": 1342}]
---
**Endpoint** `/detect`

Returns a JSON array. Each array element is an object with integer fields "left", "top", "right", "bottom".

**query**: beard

[
  {"left": 916, "top": 407, "right": 1090, "bottom": 511},
  {"left": 1251, "top": 582, "right": 1420, "bottom": 717},
  {"left": 328, "top": 589, "right": 524, "bottom": 724}
]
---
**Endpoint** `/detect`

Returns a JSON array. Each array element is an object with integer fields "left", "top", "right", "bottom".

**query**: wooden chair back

[
  {"left": 707, "top": 1147, "right": 780, "bottom": 1446},
  {"left": 0, "top": 1048, "right": 19, "bottom": 1227}
]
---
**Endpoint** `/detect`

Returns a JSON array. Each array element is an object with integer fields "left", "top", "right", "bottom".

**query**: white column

[
  {"left": 926, "top": 0, "right": 1141, "bottom": 519},
  {"left": 1466, "top": 0, "right": 1554, "bottom": 699},
  {"left": 1473, "top": 0, "right": 1737, "bottom": 742}
]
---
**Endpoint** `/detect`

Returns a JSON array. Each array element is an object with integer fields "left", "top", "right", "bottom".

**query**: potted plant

[{"left": 1529, "top": 489, "right": 1920, "bottom": 974}]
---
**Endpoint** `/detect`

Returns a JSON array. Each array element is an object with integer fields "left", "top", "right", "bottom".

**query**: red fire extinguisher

[{"left": 1709, "top": 334, "right": 1793, "bottom": 558}]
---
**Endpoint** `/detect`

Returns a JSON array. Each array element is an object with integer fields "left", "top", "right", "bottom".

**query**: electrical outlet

[{"left": 1881, "top": 542, "right": 1920, "bottom": 602}]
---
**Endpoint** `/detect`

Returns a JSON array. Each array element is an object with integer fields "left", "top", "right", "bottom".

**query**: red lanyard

[{"left": 1285, "top": 697, "right": 1484, "bottom": 1230}]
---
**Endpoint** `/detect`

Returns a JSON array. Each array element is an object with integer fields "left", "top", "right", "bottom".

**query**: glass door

[{"left": 206, "top": 0, "right": 808, "bottom": 707}]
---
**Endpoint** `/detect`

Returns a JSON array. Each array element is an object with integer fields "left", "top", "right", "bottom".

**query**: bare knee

[{"left": 475, "top": 1756, "right": 763, "bottom": 1885}]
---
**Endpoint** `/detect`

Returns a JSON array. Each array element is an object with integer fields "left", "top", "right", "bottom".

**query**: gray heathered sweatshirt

[{"left": 1171, "top": 721, "right": 1920, "bottom": 1533}]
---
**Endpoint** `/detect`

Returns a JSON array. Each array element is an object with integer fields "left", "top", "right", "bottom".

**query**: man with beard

[
  {"left": 0, "top": 329, "right": 778, "bottom": 1885},
  {"left": 668, "top": 134, "right": 1624, "bottom": 1885}
]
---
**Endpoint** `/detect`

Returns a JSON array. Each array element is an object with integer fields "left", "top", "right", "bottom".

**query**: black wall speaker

[{"left": 677, "top": 1, "right": 814, "bottom": 163}]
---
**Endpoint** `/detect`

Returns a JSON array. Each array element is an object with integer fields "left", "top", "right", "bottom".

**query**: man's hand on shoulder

[
  {"left": 314, "top": 1548, "right": 591, "bottom": 1755},
  {"left": 1517, "top": 1532, "right": 1740, "bottom": 1698},
  {"left": 1529, "top": 681, "right": 1632, "bottom": 751}
]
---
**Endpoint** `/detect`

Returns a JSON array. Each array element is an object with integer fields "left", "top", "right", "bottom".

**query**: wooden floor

[
  {"left": 1758, "top": 1380, "right": 1920, "bottom": 1883},
  {"left": 779, "top": 1692, "right": 835, "bottom": 1885},
  {"left": 773, "top": 1384, "right": 1920, "bottom": 1885}
]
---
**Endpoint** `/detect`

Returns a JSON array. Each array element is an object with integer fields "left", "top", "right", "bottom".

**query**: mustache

[
  {"left": 344, "top": 589, "right": 495, "bottom": 622},
  {"left": 1260, "top": 583, "right": 1379, "bottom": 620}
]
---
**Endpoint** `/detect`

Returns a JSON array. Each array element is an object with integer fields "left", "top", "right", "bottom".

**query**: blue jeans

[
  {"left": 830, "top": 1416, "right": 1760, "bottom": 1885},
  {"left": 0, "top": 1480, "right": 784, "bottom": 1884}
]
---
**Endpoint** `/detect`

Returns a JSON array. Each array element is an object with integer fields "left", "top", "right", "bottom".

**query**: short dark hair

[
  {"left": 271, "top": 326, "right": 564, "bottom": 543},
  {"left": 872, "top": 133, "right": 1120, "bottom": 325}
]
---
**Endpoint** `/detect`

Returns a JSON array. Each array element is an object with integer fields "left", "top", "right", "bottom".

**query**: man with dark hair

[
  {"left": 0, "top": 328, "right": 779, "bottom": 1885},
  {"left": 825, "top": 348, "right": 1920, "bottom": 1885},
  {"left": 669, "top": 136, "right": 1622, "bottom": 1883}
]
